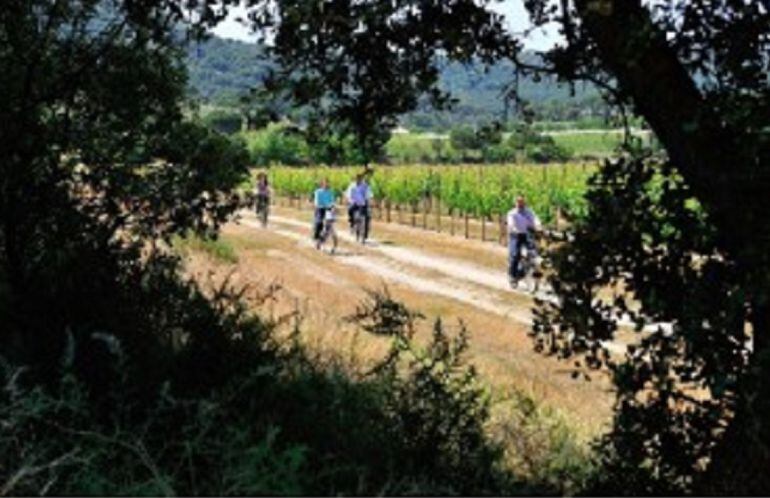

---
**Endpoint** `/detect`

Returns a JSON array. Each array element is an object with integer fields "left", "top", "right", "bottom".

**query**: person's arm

[
  {"left": 313, "top": 189, "right": 320, "bottom": 207},
  {"left": 506, "top": 211, "right": 515, "bottom": 234}
]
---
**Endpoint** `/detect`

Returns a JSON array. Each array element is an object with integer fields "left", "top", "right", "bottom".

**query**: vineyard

[{"left": 263, "top": 163, "right": 597, "bottom": 233}]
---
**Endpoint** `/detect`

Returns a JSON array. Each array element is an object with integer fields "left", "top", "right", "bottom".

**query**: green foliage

[
  {"left": 532, "top": 155, "right": 749, "bottom": 494},
  {"left": 450, "top": 126, "right": 483, "bottom": 152},
  {"left": 448, "top": 124, "right": 504, "bottom": 162},
  {"left": 242, "top": 124, "right": 309, "bottom": 166},
  {"left": 0, "top": 2, "right": 593, "bottom": 496},
  {"left": 346, "top": 289, "right": 509, "bottom": 494},
  {"left": 252, "top": 0, "right": 515, "bottom": 163},
  {"left": 267, "top": 163, "right": 595, "bottom": 225},
  {"left": 202, "top": 109, "right": 243, "bottom": 135},
  {"left": 501, "top": 125, "right": 574, "bottom": 163},
  {"left": 185, "top": 36, "right": 269, "bottom": 103},
  {"left": 385, "top": 134, "right": 460, "bottom": 164},
  {"left": 0, "top": 283, "right": 592, "bottom": 496},
  {"left": 238, "top": 125, "right": 640, "bottom": 166},
  {"left": 236, "top": 0, "right": 770, "bottom": 493},
  {"left": 550, "top": 132, "right": 625, "bottom": 159},
  {"left": 0, "top": 0, "right": 253, "bottom": 372},
  {"left": 304, "top": 126, "right": 372, "bottom": 166},
  {"left": 185, "top": 36, "right": 609, "bottom": 131},
  {"left": 480, "top": 144, "right": 518, "bottom": 163},
  {"left": 491, "top": 391, "right": 596, "bottom": 495},
  {"left": 524, "top": 140, "right": 572, "bottom": 164}
]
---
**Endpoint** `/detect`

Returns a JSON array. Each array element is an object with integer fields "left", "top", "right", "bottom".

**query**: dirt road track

[{"left": 238, "top": 209, "right": 630, "bottom": 355}]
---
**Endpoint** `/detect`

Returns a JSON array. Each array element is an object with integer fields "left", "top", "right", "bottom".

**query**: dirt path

[
  {"left": 242, "top": 209, "right": 638, "bottom": 354},
  {"left": 242, "top": 216, "right": 535, "bottom": 325}
]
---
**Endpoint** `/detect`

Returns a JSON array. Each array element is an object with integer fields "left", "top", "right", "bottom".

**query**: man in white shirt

[
  {"left": 349, "top": 174, "right": 373, "bottom": 241},
  {"left": 506, "top": 196, "right": 540, "bottom": 286}
]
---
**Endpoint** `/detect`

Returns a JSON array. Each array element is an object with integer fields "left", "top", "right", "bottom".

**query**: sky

[{"left": 212, "top": 0, "right": 561, "bottom": 51}]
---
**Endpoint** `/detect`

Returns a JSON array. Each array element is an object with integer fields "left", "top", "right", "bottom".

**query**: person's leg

[
  {"left": 508, "top": 233, "right": 519, "bottom": 281},
  {"left": 514, "top": 233, "right": 528, "bottom": 278},
  {"left": 348, "top": 204, "right": 355, "bottom": 229},
  {"left": 352, "top": 205, "right": 362, "bottom": 235},
  {"left": 363, "top": 204, "right": 371, "bottom": 240},
  {"left": 314, "top": 208, "right": 324, "bottom": 240}
]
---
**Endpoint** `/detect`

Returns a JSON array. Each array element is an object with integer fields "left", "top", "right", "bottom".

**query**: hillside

[{"left": 185, "top": 36, "right": 604, "bottom": 128}]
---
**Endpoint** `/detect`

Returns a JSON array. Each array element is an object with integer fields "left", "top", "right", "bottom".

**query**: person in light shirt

[
  {"left": 313, "top": 178, "right": 335, "bottom": 242},
  {"left": 349, "top": 173, "right": 373, "bottom": 241},
  {"left": 506, "top": 196, "right": 540, "bottom": 286}
]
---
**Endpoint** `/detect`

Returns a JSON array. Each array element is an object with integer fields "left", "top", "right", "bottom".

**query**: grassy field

[
  {"left": 386, "top": 129, "right": 648, "bottom": 161},
  {"left": 550, "top": 131, "right": 623, "bottom": 158}
]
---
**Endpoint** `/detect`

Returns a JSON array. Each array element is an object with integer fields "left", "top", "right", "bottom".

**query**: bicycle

[
  {"left": 316, "top": 206, "right": 338, "bottom": 254},
  {"left": 352, "top": 204, "right": 368, "bottom": 244},
  {"left": 255, "top": 194, "right": 269, "bottom": 228},
  {"left": 509, "top": 231, "right": 542, "bottom": 293}
]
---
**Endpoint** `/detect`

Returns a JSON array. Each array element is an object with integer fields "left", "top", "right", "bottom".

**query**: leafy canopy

[{"left": 236, "top": 0, "right": 770, "bottom": 493}]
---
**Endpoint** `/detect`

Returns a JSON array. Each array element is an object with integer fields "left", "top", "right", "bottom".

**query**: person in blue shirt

[{"left": 313, "top": 178, "right": 335, "bottom": 241}]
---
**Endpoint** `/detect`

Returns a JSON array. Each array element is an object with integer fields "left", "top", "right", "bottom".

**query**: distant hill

[
  {"left": 185, "top": 36, "right": 269, "bottom": 103},
  {"left": 185, "top": 36, "right": 605, "bottom": 129}
]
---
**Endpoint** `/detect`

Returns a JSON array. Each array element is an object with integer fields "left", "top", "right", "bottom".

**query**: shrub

[
  {"left": 0, "top": 280, "right": 513, "bottom": 495},
  {"left": 482, "top": 143, "right": 518, "bottom": 163},
  {"left": 244, "top": 124, "right": 309, "bottom": 166},
  {"left": 203, "top": 109, "right": 243, "bottom": 135},
  {"left": 525, "top": 140, "right": 572, "bottom": 163},
  {"left": 450, "top": 125, "right": 483, "bottom": 152}
]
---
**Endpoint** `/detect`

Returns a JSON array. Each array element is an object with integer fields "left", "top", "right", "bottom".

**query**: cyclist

[
  {"left": 349, "top": 174, "right": 373, "bottom": 242},
  {"left": 254, "top": 172, "right": 271, "bottom": 227},
  {"left": 313, "top": 178, "right": 335, "bottom": 242},
  {"left": 506, "top": 196, "right": 540, "bottom": 288}
]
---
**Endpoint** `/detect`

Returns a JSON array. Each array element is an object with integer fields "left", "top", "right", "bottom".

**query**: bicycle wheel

[{"left": 260, "top": 205, "right": 268, "bottom": 227}]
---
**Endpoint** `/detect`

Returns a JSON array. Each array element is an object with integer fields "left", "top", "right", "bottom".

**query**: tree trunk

[
  {"left": 481, "top": 216, "right": 486, "bottom": 242},
  {"left": 386, "top": 199, "right": 391, "bottom": 223},
  {"left": 573, "top": 0, "right": 767, "bottom": 253},
  {"left": 699, "top": 303, "right": 770, "bottom": 494},
  {"left": 435, "top": 197, "right": 441, "bottom": 232},
  {"left": 464, "top": 213, "right": 469, "bottom": 239}
]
